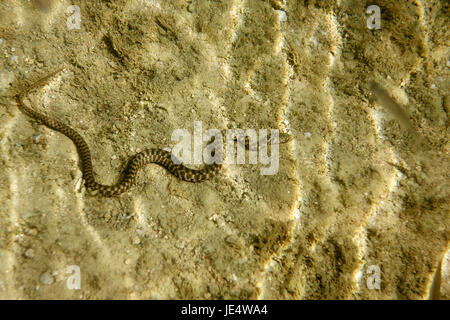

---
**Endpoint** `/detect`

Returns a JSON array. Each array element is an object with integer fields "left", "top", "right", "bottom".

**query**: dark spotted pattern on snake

[{"left": 15, "top": 69, "right": 221, "bottom": 196}]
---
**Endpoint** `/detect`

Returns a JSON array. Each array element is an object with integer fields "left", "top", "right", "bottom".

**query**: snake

[
  {"left": 15, "top": 68, "right": 291, "bottom": 197},
  {"left": 15, "top": 68, "right": 221, "bottom": 197}
]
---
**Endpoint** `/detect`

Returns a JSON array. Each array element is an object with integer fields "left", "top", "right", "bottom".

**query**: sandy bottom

[{"left": 0, "top": 0, "right": 448, "bottom": 299}]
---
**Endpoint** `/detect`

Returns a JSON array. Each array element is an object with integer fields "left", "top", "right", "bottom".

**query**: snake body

[{"left": 15, "top": 69, "right": 221, "bottom": 196}]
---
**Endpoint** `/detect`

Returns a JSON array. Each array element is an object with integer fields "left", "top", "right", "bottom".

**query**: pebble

[
  {"left": 40, "top": 272, "right": 54, "bottom": 285},
  {"left": 24, "top": 248, "right": 34, "bottom": 258},
  {"left": 277, "top": 10, "right": 287, "bottom": 22},
  {"left": 33, "top": 134, "right": 41, "bottom": 143},
  {"left": 74, "top": 178, "right": 83, "bottom": 192}
]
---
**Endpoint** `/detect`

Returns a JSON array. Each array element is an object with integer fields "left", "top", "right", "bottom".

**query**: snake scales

[
  {"left": 15, "top": 68, "right": 221, "bottom": 196},
  {"left": 15, "top": 69, "right": 290, "bottom": 197}
]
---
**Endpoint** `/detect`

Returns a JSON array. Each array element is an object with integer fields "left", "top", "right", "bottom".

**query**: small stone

[
  {"left": 24, "top": 248, "right": 34, "bottom": 258},
  {"left": 40, "top": 272, "right": 54, "bottom": 285},
  {"left": 33, "top": 134, "right": 41, "bottom": 143},
  {"left": 71, "top": 169, "right": 82, "bottom": 180},
  {"left": 277, "top": 10, "right": 287, "bottom": 22},
  {"left": 74, "top": 178, "right": 83, "bottom": 192}
]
